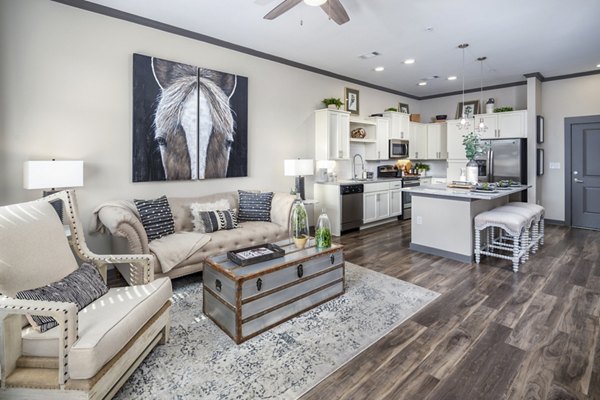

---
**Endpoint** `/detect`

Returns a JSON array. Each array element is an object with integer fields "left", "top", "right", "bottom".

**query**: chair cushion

[
  {"left": 16, "top": 263, "right": 108, "bottom": 332},
  {"left": 134, "top": 196, "right": 175, "bottom": 241},
  {"left": 0, "top": 200, "right": 79, "bottom": 297},
  {"left": 22, "top": 277, "right": 172, "bottom": 380},
  {"left": 474, "top": 210, "right": 529, "bottom": 237},
  {"left": 238, "top": 191, "right": 273, "bottom": 222},
  {"left": 507, "top": 202, "right": 545, "bottom": 219},
  {"left": 192, "top": 209, "right": 238, "bottom": 233}
]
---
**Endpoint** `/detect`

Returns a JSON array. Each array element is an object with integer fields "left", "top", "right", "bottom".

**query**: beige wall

[
  {"left": 540, "top": 74, "right": 600, "bottom": 221},
  {"left": 0, "top": 0, "right": 416, "bottom": 251}
]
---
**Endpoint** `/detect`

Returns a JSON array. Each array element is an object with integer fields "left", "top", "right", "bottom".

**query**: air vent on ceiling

[{"left": 359, "top": 52, "right": 380, "bottom": 60}]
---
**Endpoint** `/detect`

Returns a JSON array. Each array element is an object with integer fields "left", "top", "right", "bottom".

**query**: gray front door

[{"left": 571, "top": 121, "right": 600, "bottom": 229}]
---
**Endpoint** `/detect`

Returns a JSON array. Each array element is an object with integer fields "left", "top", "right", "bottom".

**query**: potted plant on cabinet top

[
  {"left": 462, "top": 132, "right": 488, "bottom": 184},
  {"left": 322, "top": 98, "right": 344, "bottom": 110}
]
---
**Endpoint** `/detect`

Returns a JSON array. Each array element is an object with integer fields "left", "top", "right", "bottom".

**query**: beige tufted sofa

[{"left": 96, "top": 191, "right": 295, "bottom": 284}]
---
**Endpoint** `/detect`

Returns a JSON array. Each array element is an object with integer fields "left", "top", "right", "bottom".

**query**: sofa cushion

[
  {"left": 16, "top": 263, "right": 108, "bottom": 332},
  {"left": 238, "top": 191, "right": 273, "bottom": 222},
  {"left": 169, "top": 193, "right": 239, "bottom": 232},
  {"left": 0, "top": 200, "right": 79, "bottom": 297},
  {"left": 134, "top": 196, "right": 175, "bottom": 241},
  {"left": 192, "top": 209, "right": 238, "bottom": 233},
  {"left": 22, "top": 277, "right": 172, "bottom": 380}
]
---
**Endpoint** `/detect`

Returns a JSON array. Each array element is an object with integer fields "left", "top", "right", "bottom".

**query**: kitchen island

[{"left": 401, "top": 184, "right": 528, "bottom": 263}]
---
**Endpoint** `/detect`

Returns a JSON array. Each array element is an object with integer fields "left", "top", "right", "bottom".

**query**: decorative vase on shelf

[
  {"left": 466, "top": 160, "right": 479, "bottom": 184},
  {"left": 486, "top": 98, "right": 495, "bottom": 114},
  {"left": 315, "top": 209, "right": 332, "bottom": 249},
  {"left": 290, "top": 194, "right": 309, "bottom": 249}
]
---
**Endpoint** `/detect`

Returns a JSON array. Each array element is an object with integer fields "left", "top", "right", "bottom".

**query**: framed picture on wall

[
  {"left": 455, "top": 100, "right": 480, "bottom": 119},
  {"left": 537, "top": 115, "right": 544, "bottom": 143},
  {"left": 398, "top": 103, "right": 409, "bottom": 114},
  {"left": 537, "top": 148, "right": 544, "bottom": 176},
  {"left": 345, "top": 87, "right": 360, "bottom": 115}
]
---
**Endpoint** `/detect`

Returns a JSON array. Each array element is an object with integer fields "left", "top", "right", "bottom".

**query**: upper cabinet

[
  {"left": 364, "top": 117, "right": 390, "bottom": 161},
  {"left": 315, "top": 109, "right": 351, "bottom": 160},
  {"left": 474, "top": 110, "right": 527, "bottom": 139},
  {"left": 426, "top": 123, "right": 447, "bottom": 159},
  {"left": 446, "top": 118, "right": 473, "bottom": 160},
  {"left": 384, "top": 111, "right": 410, "bottom": 140},
  {"left": 409, "top": 122, "right": 428, "bottom": 159}
]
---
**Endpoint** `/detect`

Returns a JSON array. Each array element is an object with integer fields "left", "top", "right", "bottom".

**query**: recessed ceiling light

[
  {"left": 404, "top": 59, "right": 415, "bottom": 65},
  {"left": 448, "top": 76, "right": 457, "bottom": 80},
  {"left": 304, "top": 0, "right": 326, "bottom": 6},
  {"left": 597, "top": 64, "right": 600, "bottom": 68},
  {"left": 418, "top": 81, "right": 427, "bottom": 86},
  {"left": 374, "top": 66, "right": 385, "bottom": 72}
]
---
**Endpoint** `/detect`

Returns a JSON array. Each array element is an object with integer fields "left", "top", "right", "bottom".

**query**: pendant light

[
  {"left": 477, "top": 56, "right": 488, "bottom": 132},
  {"left": 456, "top": 43, "right": 471, "bottom": 131}
]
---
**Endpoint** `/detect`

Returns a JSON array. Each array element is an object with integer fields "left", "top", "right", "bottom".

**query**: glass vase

[
  {"left": 289, "top": 194, "right": 309, "bottom": 249},
  {"left": 315, "top": 209, "right": 332, "bottom": 249},
  {"left": 466, "top": 159, "right": 479, "bottom": 184}
]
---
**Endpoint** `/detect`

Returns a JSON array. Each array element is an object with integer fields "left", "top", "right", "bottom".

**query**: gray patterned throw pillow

[
  {"left": 134, "top": 195, "right": 175, "bottom": 241},
  {"left": 192, "top": 209, "right": 238, "bottom": 233},
  {"left": 16, "top": 263, "right": 108, "bottom": 332},
  {"left": 237, "top": 191, "right": 273, "bottom": 222}
]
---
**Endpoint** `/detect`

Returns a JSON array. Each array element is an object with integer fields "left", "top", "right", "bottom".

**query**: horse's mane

[
  {"left": 154, "top": 75, "right": 197, "bottom": 144},
  {"left": 199, "top": 75, "right": 235, "bottom": 142}
]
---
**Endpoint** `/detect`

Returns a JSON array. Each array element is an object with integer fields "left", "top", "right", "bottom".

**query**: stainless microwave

[{"left": 389, "top": 139, "right": 409, "bottom": 159}]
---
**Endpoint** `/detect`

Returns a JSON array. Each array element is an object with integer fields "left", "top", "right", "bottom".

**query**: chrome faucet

[{"left": 353, "top": 153, "right": 365, "bottom": 180}]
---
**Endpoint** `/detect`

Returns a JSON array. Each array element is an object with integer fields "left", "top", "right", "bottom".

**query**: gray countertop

[
  {"left": 401, "top": 183, "right": 528, "bottom": 200},
  {"left": 314, "top": 176, "right": 446, "bottom": 186}
]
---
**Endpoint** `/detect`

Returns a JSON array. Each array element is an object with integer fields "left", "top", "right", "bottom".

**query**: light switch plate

[{"left": 549, "top": 162, "right": 561, "bottom": 169}]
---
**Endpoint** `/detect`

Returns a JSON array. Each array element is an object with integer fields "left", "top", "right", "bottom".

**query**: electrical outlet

[
  {"left": 416, "top": 216, "right": 423, "bottom": 225},
  {"left": 549, "top": 162, "right": 560, "bottom": 169}
]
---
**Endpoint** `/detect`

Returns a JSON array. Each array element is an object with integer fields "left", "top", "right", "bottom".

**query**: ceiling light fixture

[
  {"left": 418, "top": 81, "right": 427, "bottom": 86},
  {"left": 597, "top": 64, "right": 600, "bottom": 68},
  {"left": 374, "top": 66, "right": 385, "bottom": 72},
  {"left": 304, "top": 0, "right": 327, "bottom": 6},
  {"left": 448, "top": 76, "right": 457, "bottom": 80},
  {"left": 404, "top": 59, "right": 415, "bottom": 65},
  {"left": 476, "top": 56, "right": 488, "bottom": 133},
  {"left": 456, "top": 43, "right": 471, "bottom": 131}
]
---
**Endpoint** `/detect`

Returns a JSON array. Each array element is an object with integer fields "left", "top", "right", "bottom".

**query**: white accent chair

[{"left": 0, "top": 190, "right": 172, "bottom": 400}]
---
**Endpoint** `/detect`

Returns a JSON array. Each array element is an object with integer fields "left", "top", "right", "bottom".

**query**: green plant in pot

[
  {"left": 414, "top": 162, "right": 430, "bottom": 176},
  {"left": 462, "top": 132, "right": 488, "bottom": 184},
  {"left": 322, "top": 98, "right": 344, "bottom": 110},
  {"left": 385, "top": 107, "right": 398, "bottom": 112},
  {"left": 290, "top": 195, "right": 310, "bottom": 249}
]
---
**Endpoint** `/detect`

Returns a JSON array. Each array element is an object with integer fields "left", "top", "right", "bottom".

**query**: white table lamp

[{"left": 284, "top": 159, "right": 314, "bottom": 200}]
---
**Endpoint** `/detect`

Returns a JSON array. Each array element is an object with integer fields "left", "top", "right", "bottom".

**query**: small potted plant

[
  {"left": 289, "top": 195, "right": 310, "bottom": 249},
  {"left": 322, "top": 98, "right": 344, "bottom": 110},
  {"left": 462, "top": 132, "right": 488, "bottom": 183},
  {"left": 385, "top": 107, "right": 398, "bottom": 112},
  {"left": 414, "top": 162, "right": 430, "bottom": 176}
]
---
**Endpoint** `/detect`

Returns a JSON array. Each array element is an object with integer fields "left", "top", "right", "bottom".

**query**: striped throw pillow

[
  {"left": 238, "top": 191, "right": 273, "bottom": 222},
  {"left": 134, "top": 195, "right": 175, "bottom": 241},
  {"left": 192, "top": 209, "right": 238, "bottom": 233},
  {"left": 16, "top": 263, "right": 108, "bottom": 332}
]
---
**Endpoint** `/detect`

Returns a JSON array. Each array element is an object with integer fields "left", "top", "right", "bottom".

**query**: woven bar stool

[
  {"left": 474, "top": 209, "right": 530, "bottom": 272},
  {"left": 506, "top": 202, "right": 545, "bottom": 247}
]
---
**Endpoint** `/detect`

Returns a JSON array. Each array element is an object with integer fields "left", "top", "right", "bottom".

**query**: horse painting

[{"left": 132, "top": 54, "right": 248, "bottom": 182}]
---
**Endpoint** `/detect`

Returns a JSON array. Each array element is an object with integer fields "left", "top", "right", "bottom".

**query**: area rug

[{"left": 115, "top": 263, "right": 439, "bottom": 399}]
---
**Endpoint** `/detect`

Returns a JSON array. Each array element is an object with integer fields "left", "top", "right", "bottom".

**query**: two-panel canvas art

[{"left": 132, "top": 53, "right": 248, "bottom": 182}]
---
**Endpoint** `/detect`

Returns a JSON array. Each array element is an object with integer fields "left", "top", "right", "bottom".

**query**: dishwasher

[{"left": 340, "top": 183, "right": 364, "bottom": 233}]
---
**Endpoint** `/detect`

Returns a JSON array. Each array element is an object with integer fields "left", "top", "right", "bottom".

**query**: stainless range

[{"left": 400, "top": 176, "right": 420, "bottom": 220}]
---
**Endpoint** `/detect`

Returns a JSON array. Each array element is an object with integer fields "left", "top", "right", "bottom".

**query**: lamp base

[
  {"left": 295, "top": 176, "right": 306, "bottom": 200},
  {"left": 43, "top": 190, "right": 63, "bottom": 223}
]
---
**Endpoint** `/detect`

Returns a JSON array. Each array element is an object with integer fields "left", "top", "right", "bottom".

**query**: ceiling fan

[{"left": 264, "top": 0, "right": 350, "bottom": 25}]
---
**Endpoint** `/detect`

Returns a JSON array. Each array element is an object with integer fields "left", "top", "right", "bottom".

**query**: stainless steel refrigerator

[{"left": 480, "top": 138, "right": 527, "bottom": 200}]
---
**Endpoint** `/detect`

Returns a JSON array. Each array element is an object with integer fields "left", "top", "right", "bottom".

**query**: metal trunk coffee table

[{"left": 203, "top": 240, "right": 345, "bottom": 344}]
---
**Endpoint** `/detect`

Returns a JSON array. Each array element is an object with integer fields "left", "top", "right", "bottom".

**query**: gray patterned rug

[{"left": 115, "top": 263, "right": 439, "bottom": 399}]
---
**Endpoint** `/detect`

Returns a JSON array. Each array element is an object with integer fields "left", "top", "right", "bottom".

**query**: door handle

[{"left": 574, "top": 178, "right": 584, "bottom": 183}]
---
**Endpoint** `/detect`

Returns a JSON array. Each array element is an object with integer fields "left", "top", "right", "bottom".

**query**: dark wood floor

[{"left": 301, "top": 220, "right": 600, "bottom": 400}]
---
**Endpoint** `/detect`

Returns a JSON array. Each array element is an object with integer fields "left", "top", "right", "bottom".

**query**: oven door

[
  {"left": 401, "top": 180, "right": 420, "bottom": 219},
  {"left": 389, "top": 140, "right": 409, "bottom": 159}
]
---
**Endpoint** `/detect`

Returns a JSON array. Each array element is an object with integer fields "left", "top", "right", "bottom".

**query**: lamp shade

[
  {"left": 304, "top": 0, "right": 327, "bottom": 6},
  {"left": 284, "top": 159, "right": 314, "bottom": 177},
  {"left": 23, "top": 160, "right": 84, "bottom": 189}
]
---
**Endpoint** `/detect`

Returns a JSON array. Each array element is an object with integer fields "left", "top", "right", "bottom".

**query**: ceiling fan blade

[
  {"left": 320, "top": 0, "right": 350, "bottom": 25},
  {"left": 264, "top": 0, "right": 303, "bottom": 20}
]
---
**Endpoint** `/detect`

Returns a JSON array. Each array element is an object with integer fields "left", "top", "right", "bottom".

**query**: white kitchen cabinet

[
  {"left": 426, "top": 123, "right": 447, "bottom": 159},
  {"left": 363, "top": 182, "right": 391, "bottom": 223},
  {"left": 384, "top": 111, "right": 410, "bottom": 140},
  {"left": 389, "top": 181, "right": 403, "bottom": 217},
  {"left": 365, "top": 117, "right": 390, "bottom": 160},
  {"left": 474, "top": 110, "right": 527, "bottom": 139},
  {"left": 420, "top": 177, "right": 432, "bottom": 185},
  {"left": 409, "top": 122, "right": 428, "bottom": 159},
  {"left": 446, "top": 118, "right": 474, "bottom": 159},
  {"left": 315, "top": 109, "right": 351, "bottom": 160},
  {"left": 432, "top": 177, "right": 447, "bottom": 184}
]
